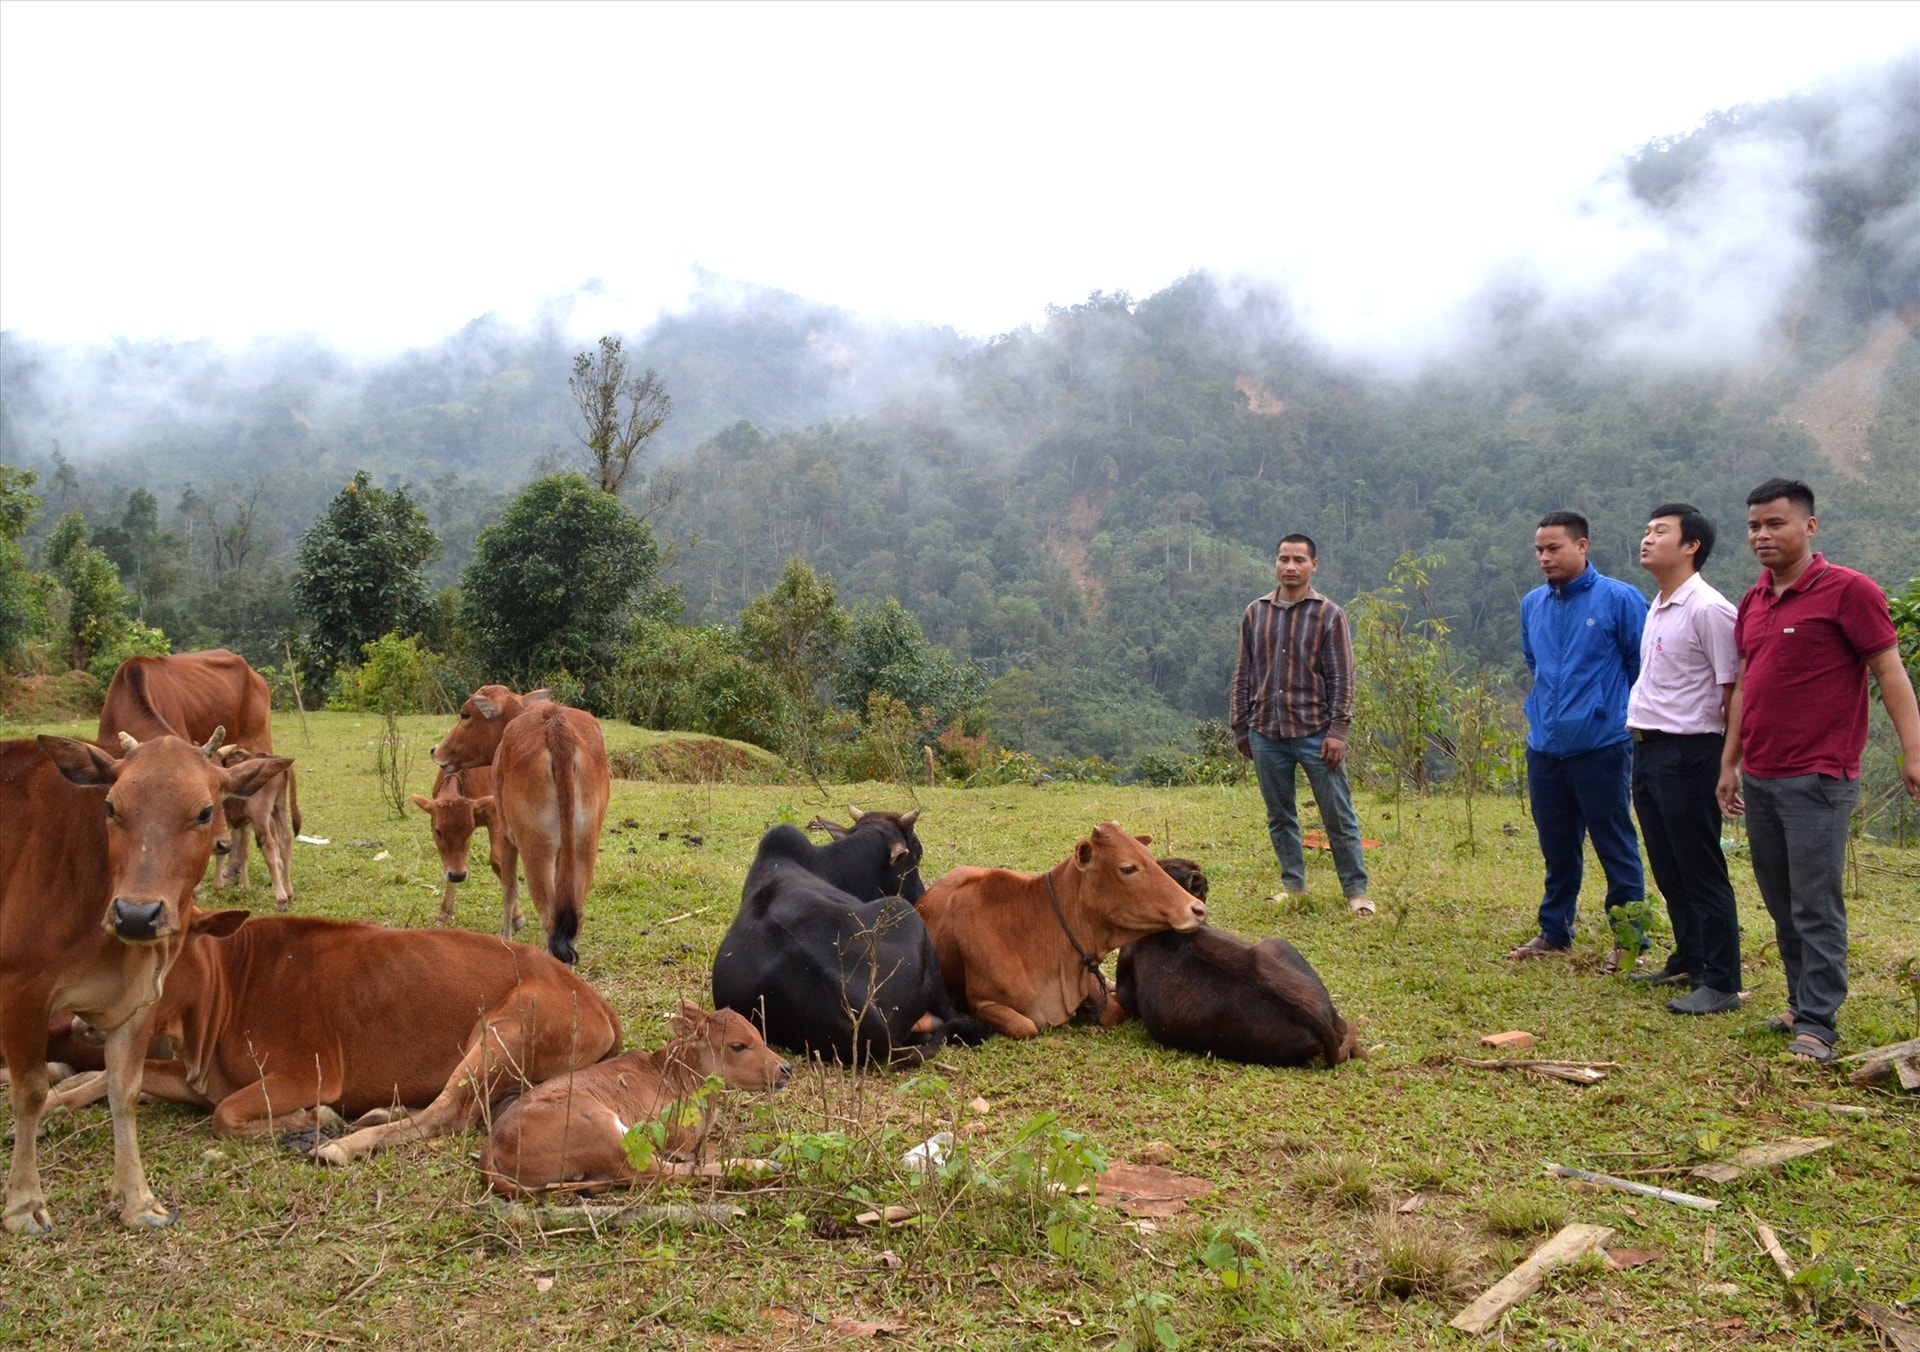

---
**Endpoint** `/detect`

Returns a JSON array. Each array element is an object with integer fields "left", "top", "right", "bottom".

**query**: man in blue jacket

[{"left": 1509, "top": 510, "right": 1648, "bottom": 969}]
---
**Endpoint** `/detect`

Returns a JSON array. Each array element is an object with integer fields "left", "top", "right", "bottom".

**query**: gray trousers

[{"left": 1742, "top": 772, "right": 1859, "bottom": 1047}]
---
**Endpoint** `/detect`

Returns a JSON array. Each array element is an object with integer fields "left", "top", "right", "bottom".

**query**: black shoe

[
  {"left": 1630, "top": 967, "right": 1694, "bottom": 986},
  {"left": 1667, "top": 987, "right": 1742, "bottom": 1016}
]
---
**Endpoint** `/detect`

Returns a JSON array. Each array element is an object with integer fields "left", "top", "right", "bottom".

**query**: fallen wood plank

[
  {"left": 1841, "top": 1036, "right": 1920, "bottom": 1088},
  {"left": 1689, "top": 1136, "right": 1834, "bottom": 1183},
  {"left": 1856, "top": 1300, "right": 1920, "bottom": 1352},
  {"left": 1897, "top": 1056, "right": 1920, "bottom": 1091},
  {"left": 1448, "top": 1222, "right": 1615, "bottom": 1335},
  {"left": 1528, "top": 1064, "right": 1607, "bottom": 1085},
  {"left": 1837, "top": 1034, "right": 1920, "bottom": 1065},
  {"left": 1455, "top": 1058, "right": 1621, "bottom": 1071},
  {"left": 1544, "top": 1163, "right": 1720, "bottom": 1210}
]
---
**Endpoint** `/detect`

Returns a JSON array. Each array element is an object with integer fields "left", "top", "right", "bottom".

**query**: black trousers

[{"left": 1630, "top": 732, "right": 1742, "bottom": 992}]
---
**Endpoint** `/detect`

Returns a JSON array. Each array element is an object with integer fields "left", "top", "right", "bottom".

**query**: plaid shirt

[{"left": 1231, "top": 588, "right": 1355, "bottom": 742}]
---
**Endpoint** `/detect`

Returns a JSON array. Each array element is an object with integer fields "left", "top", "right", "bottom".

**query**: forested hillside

[{"left": 3, "top": 60, "right": 1916, "bottom": 764}]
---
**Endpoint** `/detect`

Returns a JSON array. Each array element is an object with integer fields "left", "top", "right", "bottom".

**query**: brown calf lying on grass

[
  {"left": 1113, "top": 858, "right": 1361, "bottom": 1067},
  {"left": 479, "top": 1003, "right": 791, "bottom": 1197}
]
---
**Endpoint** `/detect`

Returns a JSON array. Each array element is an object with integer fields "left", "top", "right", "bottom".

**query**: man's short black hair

[
  {"left": 1746, "top": 478, "right": 1815, "bottom": 515},
  {"left": 1276, "top": 533, "right": 1318, "bottom": 560},
  {"left": 1536, "top": 510, "right": 1589, "bottom": 541},
  {"left": 1649, "top": 502, "right": 1717, "bottom": 571}
]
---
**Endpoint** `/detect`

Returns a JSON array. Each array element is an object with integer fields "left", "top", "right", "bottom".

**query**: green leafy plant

[{"left": 1115, "top": 1290, "right": 1179, "bottom": 1352}]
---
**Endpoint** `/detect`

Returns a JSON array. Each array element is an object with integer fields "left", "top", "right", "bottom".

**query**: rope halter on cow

[{"left": 1044, "top": 870, "right": 1109, "bottom": 1018}]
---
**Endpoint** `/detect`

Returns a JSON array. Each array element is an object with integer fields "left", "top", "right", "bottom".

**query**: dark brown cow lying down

[
  {"left": 51, "top": 911, "right": 622, "bottom": 1165},
  {"left": 479, "top": 1002, "right": 790, "bottom": 1197},
  {"left": 1114, "top": 858, "right": 1360, "bottom": 1067}
]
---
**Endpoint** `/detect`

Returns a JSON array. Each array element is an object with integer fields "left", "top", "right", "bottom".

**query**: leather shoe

[
  {"left": 1506, "top": 935, "right": 1570, "bottom": 960},
  {"left": 1667, "top": 987, "right": 1742, "bottom": 1015},
  {"left": 1598, "top": 946, "right": 1629, "bottom": 975},
  {"left": 1629, "top": 966, "right": 1694, "bottom": 986}
]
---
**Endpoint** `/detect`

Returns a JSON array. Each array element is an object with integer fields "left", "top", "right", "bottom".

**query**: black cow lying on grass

[
  {"left": 1114, "top": 858, "right": 1361, "bottom": 1067},
  {"left": 712, "top": 812, "right": 988, "bottom": 1066}
]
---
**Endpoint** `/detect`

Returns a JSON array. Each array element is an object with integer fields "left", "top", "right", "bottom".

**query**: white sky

[{"left": 2, "top": 0, "right": 1915, "bottom": 357}]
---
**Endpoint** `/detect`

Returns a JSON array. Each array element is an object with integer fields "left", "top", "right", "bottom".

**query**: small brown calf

[{"left": 479, "top": 1003, "right": 790, "bottom": 1197}]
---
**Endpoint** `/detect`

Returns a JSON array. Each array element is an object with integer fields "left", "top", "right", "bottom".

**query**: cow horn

[
  {"left": 897, "top": 809, "right": 919, "bottom": 831},
  {"left": 847, "top": 804, "right": 866, "bottom": 821},
  {"left": 218, "top": 743, "right": 239, "bottom": 757},
  {"left": 200, "top": 726, "right": 228, "bottom": 758},
  {"left": 118, "top": 731, "right": 140, "bottom": 752}
]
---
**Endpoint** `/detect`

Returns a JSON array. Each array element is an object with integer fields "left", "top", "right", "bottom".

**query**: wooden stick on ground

[
  {"left": 1750, "top": 1213, "right": 1806, "bottom": 1308},
  {"left": 1449, "top": 1222, "right": 1616, "bottom": 1335},
  {"left": 1544, "top": 1163, "right": 1720, "bottom": 1211},
  {"left": 1689, "top": 1136, "right": 1834, "bottom": 1183}
]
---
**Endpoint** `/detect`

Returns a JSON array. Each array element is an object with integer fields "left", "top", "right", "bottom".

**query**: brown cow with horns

[{"left": 1, "top": 730, "right": 289, "bottom": 1233}]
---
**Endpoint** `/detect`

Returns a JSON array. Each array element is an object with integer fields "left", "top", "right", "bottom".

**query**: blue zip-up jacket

[{"left": 1520, "top": 564, "right": 1645, "bottom": 758}]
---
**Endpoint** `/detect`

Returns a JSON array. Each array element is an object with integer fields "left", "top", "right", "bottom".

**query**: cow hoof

[
  {"left": 4, "top": 1203, "right": 54, "bottom": 1235},
  {"left": 124, "top": 1203, "right": 178, "bottom": 1230},
  {"left": 313, "top": 1141, "right": 352, "bottom": 1168}
]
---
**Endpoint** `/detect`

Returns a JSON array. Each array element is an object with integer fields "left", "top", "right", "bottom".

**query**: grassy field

[{"left": 2, "top": 710, "right": 1917, "bottom": 1350}]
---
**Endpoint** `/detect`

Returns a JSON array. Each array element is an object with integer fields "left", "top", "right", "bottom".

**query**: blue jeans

[
  {"left": 1250, "top": 730, "right": 1369, "bottom": 897},
  {"left": 1742, "top": 772, "right": 1857, "bottom": 1048},
  {"left": 1527, "top": 741, "right": 1644, "bottom": 949}
]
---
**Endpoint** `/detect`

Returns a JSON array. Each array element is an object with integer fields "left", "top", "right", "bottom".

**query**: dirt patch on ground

[
  {"left": 608, "top": 737, "right": 786, "bottom": 784},
  {"left": 1049, "top": 491, "right": 1109, "bottom": 617},
  {"left": 1776, "top": 313, "right": 1917, "bottom": 478},
  {"left": 0, "top": 672, "right": 101, "bottom": 723},
  {"left": 1235, "top": 374, "right": 1287, "bottom": 416}
]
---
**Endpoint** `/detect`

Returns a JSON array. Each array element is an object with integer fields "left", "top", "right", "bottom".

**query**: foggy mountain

[{"left": 3, "top": 57, "right": 1916, "bottom": 758}]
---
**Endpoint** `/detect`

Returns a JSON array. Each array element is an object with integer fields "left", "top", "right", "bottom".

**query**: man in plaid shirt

[{"left": 1231, "top": 534, "right": 1374, "bottom": 916}]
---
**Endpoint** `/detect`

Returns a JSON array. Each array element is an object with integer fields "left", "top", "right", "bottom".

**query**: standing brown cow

[
  {"left": 97, "top": 650, "right": 298, "bottom": 909},
  {"left": 411, "top": 763, "right": 498, "bottom": 927},
  {"left": 0, "top": 731, "right": 288, "bottom": 1233},
  {"left": 432, "top": 686, "right": 610, "bottom": 965}
]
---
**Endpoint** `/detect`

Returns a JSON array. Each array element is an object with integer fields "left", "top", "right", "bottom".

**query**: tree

[
  {"left": 293, "top": 470, "right": 441, "bottom": 675},
  {"left": 570, "top": 335, "right": 673, "bottom": 500},
  {"left": 833, "top": 596, "right": 986, "bottom": 737},
  {"left": 461, "top": 473, "right": 660, "bottom": 698},
  {"left": 44, "top": 511, "right": 137, "bottom": 673},
  {"left": 0, "top": 464, "right": 46, "bottom": 669},
  {"left": 738, "top": 558, "right": 852, "bottom": 767}
]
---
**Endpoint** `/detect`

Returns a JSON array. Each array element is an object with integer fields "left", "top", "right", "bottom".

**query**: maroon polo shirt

[{"left": 1734, "top": 554, "right": 1898, "bottom": 780}]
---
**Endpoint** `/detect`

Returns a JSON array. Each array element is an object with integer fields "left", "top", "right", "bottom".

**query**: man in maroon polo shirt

[{"left": 1716, "top": 478, "right": 1920, "bottom": 1063}]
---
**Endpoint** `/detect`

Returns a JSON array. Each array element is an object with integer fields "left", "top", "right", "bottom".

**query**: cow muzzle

[
  {"left": 447, "top": 869, "right": 468, "bottom": 884},
  {"left": 107, "top": 898, "right": 170, "bottom": 942}
]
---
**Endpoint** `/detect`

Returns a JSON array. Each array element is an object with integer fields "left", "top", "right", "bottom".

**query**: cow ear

[
  {"left": 411, "top": 793, "right": 434, "bottom": 812},
  {"left": 39, "top": 735, "right": 122, "bottom": 786},
  {"left": 897, "top": 809, "right": 919, "bottom": 831},
  {"left": 1134, "top": 833, "right": 1153, "bottom": 846},
  {"left": 470, "top": 696, "right": 501, "bottom": 719},
  {"left": 193, "top": 907, "right": 252, "bottom": 939},
  {"left": 472, "top": 795, "right": 496, "bottom": 824},
  {"left": 888, "top": 841, "right": 910, "bottom": 866},
  {"left": 1075, "top": 838, "right": 1095, "bottom": 868},
  {"left": 670, "top": 1000, "right": 702, "bottom": 1038},
  {"left": 226, "top": 755, "right": 293, "bottom": 799},
  {"left": 524, "top": 688, "right": 553, "bottom": 705}
]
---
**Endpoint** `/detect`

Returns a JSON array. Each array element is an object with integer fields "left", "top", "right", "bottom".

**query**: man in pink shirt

[
  {"left": 1717, "top": 479, "right": 1920, "bottom": 1062},
  {"left": 1626, "top": 504, "right": 1741, "bottom": 1015}
]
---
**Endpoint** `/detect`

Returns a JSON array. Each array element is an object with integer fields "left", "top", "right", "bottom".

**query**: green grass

[{"left": 3, "top": 711, "right": 1918, "bottom": 1349}]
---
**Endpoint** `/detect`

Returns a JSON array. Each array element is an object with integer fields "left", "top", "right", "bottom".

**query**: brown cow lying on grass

[
  {"left": 915, "top": 823, "right": 1207, "bottom": 1038},
  {"left": 412, "top": 763, "right": 498, "bottom": 927},
  {"left": 1114, "top": 858, "right": 1361, "bottom": 1067},
  {"left": 51, "top": 912, "right": 622, "bottom": 1166},
  {"left": 479, "top": 1002, "right": 790, "bottom": 1197}
]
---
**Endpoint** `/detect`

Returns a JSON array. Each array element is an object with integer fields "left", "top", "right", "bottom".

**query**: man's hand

[
  {"left": 1235, "top": 735, "right": 1251, "bottom": 759},
  {"left": 1322, "top": 735, "right": 1347, "bottom": 770},
  {"left": 1903, "top": 758, "right": 1920, "bottom": 802},
  {"left": 1716, "top": 765, "right": 1745, "bottom": 818}
]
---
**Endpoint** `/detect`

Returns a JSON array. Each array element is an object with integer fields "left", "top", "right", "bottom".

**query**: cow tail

[
  {"left": 547, "top": 714, "right": 582, "bottom": 955},
  {"left": 287, "top": 766, "right": 302, "bottom": 837}
]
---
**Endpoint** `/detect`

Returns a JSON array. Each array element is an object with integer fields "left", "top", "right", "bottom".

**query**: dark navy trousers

[{"left": 1527, "top": 741, "right": 1644, "bottom": 949}]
